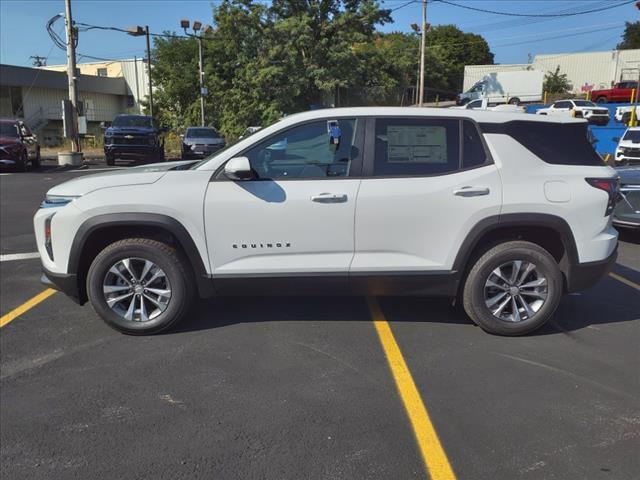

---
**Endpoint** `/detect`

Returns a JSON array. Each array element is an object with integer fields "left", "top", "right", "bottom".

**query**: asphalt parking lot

[{"left": 1, "top": 163, "right": 639, "bottom": 480}]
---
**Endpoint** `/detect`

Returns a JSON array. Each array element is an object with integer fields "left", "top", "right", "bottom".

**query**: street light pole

[
  {"left": 197, "top": 35, "right": 205, "bottom": 126},
  {"left": 144, "top": 25, "right": 154, "bottom": 118},
  {"left": 64, "top": 0, "right": 80, "bottom": 152},
  {"left": 126, "top": 25, "right": 154, "bottom": 118},
  {"left": 181, "top": 20, "right": 212, "bottom": 126},
  {"left": 418, "top": 0, "right": 427, "bottom": 107}
]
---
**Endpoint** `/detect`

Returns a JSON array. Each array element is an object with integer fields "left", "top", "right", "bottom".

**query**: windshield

[
  {"left": 0, "top": 123, "right": 19, "bottom": 137},
  {"left": 623, "top": 129, "right": 640, "bottom": 142},
  {"left": 573, "top": 100, "right": 596, "bottom": 107},
  {"left": 112, "top": 116, "right": 153, "bottom": 128},
  {"left": 186, "top": 128, "right": 220, "bottom": 138}
]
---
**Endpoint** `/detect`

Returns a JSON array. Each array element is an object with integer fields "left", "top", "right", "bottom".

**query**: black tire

[
  {"left": 508, "top": 97, "right": 520, "bottom": 105},
  {"left": 16, "top": 150, "right": 28, "bottom": 172},
  {"left": 32, "top": 148, "right": 41, "bottom": 169},
  {"left": 621, "top": 113, "right": 631, "bottom": 125},
  {"left": 105, "top": 154, "right": 115, "bottom": 166},
  {"left": 595, "top": 96, "right": 607, "bottom": 104},
  {"left": 87, "top": 238, "right": 194, "bottom": 335},
  {"left": 462, "top": 241, "right": 563, "bottom": 336}
]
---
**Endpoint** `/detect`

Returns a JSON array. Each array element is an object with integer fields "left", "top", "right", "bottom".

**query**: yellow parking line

[
  {"left": 609, "top": 272, "right": 640, "bottom": 291},
  {"left": 0, "top": 289, "right": 57, "bottom": 328},
  {"left": 367, "top": 296, "right": 456, "bottom": 480}
]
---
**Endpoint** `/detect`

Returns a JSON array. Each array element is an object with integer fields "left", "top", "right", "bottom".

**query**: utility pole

[
  {"left": 418, "top": 0, "right": 427, "bottom": 106},
  {"left": 145, "top": 26, "right": 154, "bottom": 118},
  {"left": 64, "top": 0, "right": 80, "bottom": 153},
  {"left": 197, "top": 35, "right": 205, "bottom": 126}
]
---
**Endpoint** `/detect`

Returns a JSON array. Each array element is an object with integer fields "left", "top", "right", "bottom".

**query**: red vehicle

[
  {"left": 591, "top": 81, "right": 639, "bottom": 104},
  {"left": 0, "top": 119, "right": 41, "bottom": 171}
]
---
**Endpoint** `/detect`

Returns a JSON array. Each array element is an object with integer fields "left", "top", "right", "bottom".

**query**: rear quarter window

[{"left": 479, "top": 121, "right": 604, "bottom": 166}]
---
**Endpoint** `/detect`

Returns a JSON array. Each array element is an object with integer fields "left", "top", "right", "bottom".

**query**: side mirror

[
  {"left": 180, "top": 134, "right": 184, "bottom": 139},
  {"left": 100, "top": 121, "right": 107, "bottom": 130},
  {"left": 224, "top": 156, "right": 255, "bottom": 181},
  {"left": 327, "top": 120, "right": 341, "bottom": 146}
]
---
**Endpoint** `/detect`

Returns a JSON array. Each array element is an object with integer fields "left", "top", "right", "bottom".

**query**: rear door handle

[
  {"left": 311, "top": 193, "right": 348, "bottom": 203},
  {"left": 453, "top": 186, "right": 490, "bottom": 197}
]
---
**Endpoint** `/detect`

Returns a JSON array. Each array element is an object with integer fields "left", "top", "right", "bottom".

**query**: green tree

[
  {"left": 617, "top": 21, "right": 640, "bottom": 50},
  {"left": 543, "top": 66, "right": 571, "bottom": 94}
]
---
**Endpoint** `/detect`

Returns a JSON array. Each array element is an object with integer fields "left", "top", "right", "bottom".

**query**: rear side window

[
  {"left": 462, "top": 121, "right": 487, "bottom": 168},
  {"left": 480, "top": 121, "right": 604, "bottom": 166},
  {"left": 373, "top": 118, "right": 460, "bottom": 176}
]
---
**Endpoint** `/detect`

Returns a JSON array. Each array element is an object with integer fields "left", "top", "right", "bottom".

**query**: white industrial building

[
  {"left": 464, "top": 49, "right": 640, "bottom": 95},
  {"left": 0, "top": 64, "right": 135, "bottom": 145}
]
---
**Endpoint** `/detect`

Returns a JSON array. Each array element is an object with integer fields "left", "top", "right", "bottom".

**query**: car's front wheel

[
  {"left": 462, "top": 241, "right": 563, "bottom": 336},
  {"left": 87, "top": 238, "right": 194, "bottom": 335}
]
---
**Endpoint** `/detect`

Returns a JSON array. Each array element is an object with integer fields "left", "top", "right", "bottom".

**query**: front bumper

[
  {"left": 41, "top": 267, "right": 84, "bottom": 305},
  {"left": 566, "top": 245, "right": 617, "bottom": 292},
  {"left": 585, "top": 115, "right": 610, "bottom": 126},
  {"left": 182, "top": 144, "right": 225, "bottom": 159}
]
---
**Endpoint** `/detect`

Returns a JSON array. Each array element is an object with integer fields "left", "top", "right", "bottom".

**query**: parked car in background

[
  {"left": 613, "top": 166, "right": 640, "bottom": 230},
  {"left": 450, "top": 100, "right": 525, "bottom": 113},
  {"left": 591, "top": 81, "right": 638, "bottom": 104},
  {"left": 239, "top": 126, "right": 262, "bottom": 139},
  {"left": 181, "top": 127, "right": 225, "bottom": 160},
  {"left": 614, "top": 105, "right": 640, "bottom": 125},
  {"left": 457, "top": 70, "right": 543, "bottom": 106},
  {"left": 35, "top": 107, "right": 618, "bottom": 336},
  {"left": 0, "top": 119, "right": 40, "bottom": 171},
  {"left": 536, "top": 100, "right": 610, "bottom": 126},
  {"left": 104, "top": 115, "right": 166, "bottom": 166},
  {"left": 614, "top": 127, "right": 640, "bottom": 166}
]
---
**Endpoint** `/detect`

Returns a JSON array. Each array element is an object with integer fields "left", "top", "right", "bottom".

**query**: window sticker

[{"left": 386, "top": 126, "right": 447, "bottom": 164}]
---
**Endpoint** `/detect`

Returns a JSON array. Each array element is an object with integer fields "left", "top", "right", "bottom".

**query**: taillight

[{"left": 586, "top": 177, "right": 620, "bottom": 216}]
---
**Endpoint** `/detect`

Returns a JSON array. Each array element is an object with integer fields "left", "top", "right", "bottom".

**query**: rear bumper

[
  {"left": 566, "top": 245, "right": 617, "bottom": 292},
  {"left": 41, "top": 267, "right": 84, "bottom": 305}
]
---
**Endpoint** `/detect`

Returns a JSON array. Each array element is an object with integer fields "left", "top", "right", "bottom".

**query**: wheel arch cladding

[
  {"left": 453, "top": 213, "right": 579, "bottom": 291},
  {"left": 69, "top": 213, "right": 214, "bottom": 303}
]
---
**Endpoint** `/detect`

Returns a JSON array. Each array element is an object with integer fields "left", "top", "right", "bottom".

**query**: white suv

[
  {"left": 536, "top": 100, "right": 610, "bottom": 126},
  {"left": 35, "top": 107, "right": 619, "bottom": 336}
]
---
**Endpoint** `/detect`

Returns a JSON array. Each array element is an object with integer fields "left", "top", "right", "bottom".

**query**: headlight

[{"left": 41, "top": 194, "right": 80, "bottom": 208}]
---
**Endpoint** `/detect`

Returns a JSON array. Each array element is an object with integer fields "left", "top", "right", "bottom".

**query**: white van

[{"left": 458, "top": 71, "right": 544, "bottom": 106}]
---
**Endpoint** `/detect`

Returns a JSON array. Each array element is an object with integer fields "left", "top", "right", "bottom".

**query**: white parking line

[{"left": 0, "top": 252, "right": 41, "bottom": 262}]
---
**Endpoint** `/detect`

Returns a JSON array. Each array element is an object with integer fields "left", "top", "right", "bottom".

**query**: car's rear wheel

[
  {"left": 596, "top": 96, "right": 607, "bottom": 104},
  {"left": 87, "top": 238, "right": 194, "bottom": 335},
  {"left": 462, "top": 241, "right": 563, "bottom": 336},
  {"left": 508, "top": 97, "right": 520, "bottom": 105}
]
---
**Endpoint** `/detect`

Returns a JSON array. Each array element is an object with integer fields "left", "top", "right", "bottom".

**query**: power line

[{"left": 436, "top": 0, "right": 635, "bottom": 17}]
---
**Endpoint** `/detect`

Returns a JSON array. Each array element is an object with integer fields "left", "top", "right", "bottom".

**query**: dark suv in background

[
  {"left": 181, "top": 127, "right": 225, "bottom": 159},
  {"left": 104, "top": 115, "right": 166, "bottom": 166}
]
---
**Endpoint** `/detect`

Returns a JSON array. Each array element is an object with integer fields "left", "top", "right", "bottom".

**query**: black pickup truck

[{"left": 104, "top": 115, "right": 166, "bottom": 165}]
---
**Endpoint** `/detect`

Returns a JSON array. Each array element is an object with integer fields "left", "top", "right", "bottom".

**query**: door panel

[
  {"left": 204, "top": 117, "right": 363, "bottom": 283},
  {"left": 204, "top": 179, "right": 360, "bottom": 275},
  {"left": 353, "top": 167, "right": 502, "bottom": 272},
  {"left": 353, "top": 117, "right": 502, "bottom": 273}
]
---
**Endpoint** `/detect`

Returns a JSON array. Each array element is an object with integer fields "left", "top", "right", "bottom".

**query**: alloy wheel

[
  {"left": 102, "top": 257, "right": 172, "bottom": 322},
  {"left": 484, "top": 260, "right": 548, "bottom": 323}
]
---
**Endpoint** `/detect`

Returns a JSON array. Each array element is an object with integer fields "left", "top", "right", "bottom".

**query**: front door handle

[
  {"left": 311, "top": 193, "right": 348, "bottom": 203},
  {"left": 453, "top": 186, "right": 490, "bottom": 197}
]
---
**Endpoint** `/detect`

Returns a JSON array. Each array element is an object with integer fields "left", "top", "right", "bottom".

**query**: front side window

[
  {"left": 573, "top": 100, "right": 596, "bottom": 107},
  {"left": 555, "top": 101, "right": 571, "bottom": 109},
  {"left": 243, "top": 119, "right": 356, "bottom": 179},
  {"left": 468, "top": 100, "right": 482, "bottom": 109},
  {"left": 373, "top": 118, "right": 460, "bottom": 176}
]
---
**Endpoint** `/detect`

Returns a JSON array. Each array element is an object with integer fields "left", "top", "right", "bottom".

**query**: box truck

[{"left": 457, "top": 70, "right": 544, "bottom": 106}]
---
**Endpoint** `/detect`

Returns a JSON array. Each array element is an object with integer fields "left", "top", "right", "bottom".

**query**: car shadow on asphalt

[{"left": 171, "top": 284, "right": 638, "bottom": 337}]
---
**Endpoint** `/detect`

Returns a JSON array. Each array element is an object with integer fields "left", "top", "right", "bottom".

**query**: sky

[{"left": 0, "top": 0, "right": 637, "bottom": 68}]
